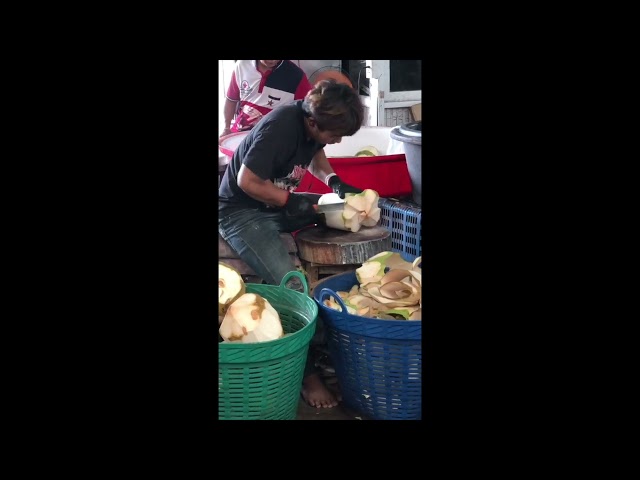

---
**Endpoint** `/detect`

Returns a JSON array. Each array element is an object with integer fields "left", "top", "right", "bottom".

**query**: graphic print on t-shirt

[
  {"left": 239, "top": 79, "right": 252, "bottom": 97},
  {"left": 273, "top": 164, "right": 308, "bottom": 193},
  {"left": 261, "top": 85, "right": 294, "bottom": 109}
]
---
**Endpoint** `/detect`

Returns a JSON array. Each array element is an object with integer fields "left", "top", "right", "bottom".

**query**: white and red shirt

[{"left": 226, "top": 60, "right": 313, "bottom": 132}]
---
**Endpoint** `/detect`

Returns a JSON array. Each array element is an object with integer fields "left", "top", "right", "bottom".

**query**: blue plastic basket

[
  {"left": 313, "top": 271, "right": 422, "bottom": 420},
  {"left": 378, "top": 198, "right": 422, "bottom": 261}
]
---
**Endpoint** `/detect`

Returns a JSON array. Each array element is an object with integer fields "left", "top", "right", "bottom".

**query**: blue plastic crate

[
  {"left": 312, "top": 271, "right": 422, "bottom": 421},
  {"left": 378, "top": 198, "right": 422, "bottom": 261}
]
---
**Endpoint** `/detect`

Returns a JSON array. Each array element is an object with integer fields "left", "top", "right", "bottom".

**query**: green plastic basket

[{"left": 218, "top": 271, "right": 318, "bottom": 420}]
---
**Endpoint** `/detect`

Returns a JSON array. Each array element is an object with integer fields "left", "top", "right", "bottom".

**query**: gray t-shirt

[{"left": 218, "top": 101, "right": 325, "bottom": 214}]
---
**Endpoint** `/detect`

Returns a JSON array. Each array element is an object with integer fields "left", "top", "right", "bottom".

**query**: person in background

[
  {"left": 218, "top": 80, "right": 365, "bottom": 408},
  {"left": 220, "top": 60, "right": 313, "bottom": 138}
]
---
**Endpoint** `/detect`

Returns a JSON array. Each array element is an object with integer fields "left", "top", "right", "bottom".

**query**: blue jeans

[{"left": 219, "top": 207, "right": 317, "bottom": 289}]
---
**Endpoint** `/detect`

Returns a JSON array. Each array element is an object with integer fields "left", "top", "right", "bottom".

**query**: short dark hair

[{"left": 302, "top": 79, "right": 364, "bottom": 137}]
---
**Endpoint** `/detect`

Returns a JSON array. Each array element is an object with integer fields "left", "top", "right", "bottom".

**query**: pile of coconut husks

[
  {"left": 322, "top": 251, "right": 422, "bottom": 320},
  {"left": 218, "top": 262, "right": 284, "bottom": 344}
]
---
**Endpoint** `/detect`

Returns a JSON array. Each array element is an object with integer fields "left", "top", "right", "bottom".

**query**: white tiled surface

[{"left": 384, "top": 107, "right": 412, "bottom": 127}]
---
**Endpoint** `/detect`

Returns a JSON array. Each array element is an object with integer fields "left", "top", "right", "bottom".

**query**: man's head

[
  {"left": 302, "top": 79, "right": 364, "bottom": 145},
  {"left": 259, "top": 60, "right": 281, "bottom": 69}
]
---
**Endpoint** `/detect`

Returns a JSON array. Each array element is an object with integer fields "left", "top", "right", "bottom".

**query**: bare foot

[{"left": 301, "top": 373, "right": 341, "bottom": 408}]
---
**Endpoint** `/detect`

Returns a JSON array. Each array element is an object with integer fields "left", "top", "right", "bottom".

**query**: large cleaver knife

[{"left": 313, "top": 202, "right": 345, "bottom": 214}]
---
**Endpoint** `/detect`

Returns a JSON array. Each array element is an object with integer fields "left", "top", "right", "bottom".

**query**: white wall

[
  {"left": 323, "top": 127, "right": 402, "bottom": 157},
  {"left": 292, "top": 60, "right": 342, "bottom": 81}
]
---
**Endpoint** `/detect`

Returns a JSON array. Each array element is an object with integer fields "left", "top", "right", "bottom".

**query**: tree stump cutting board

[{"left": 295, "top": 225, "right": 391, "bottom": 265}]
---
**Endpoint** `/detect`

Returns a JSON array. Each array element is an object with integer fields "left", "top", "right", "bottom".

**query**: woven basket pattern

[
  {"left": 378, "top": 198, "right": 422, "bottom": 261},
  {"left": 313, "top": 271, "right": 422, "bottom": 420},
  {"left": 218, "top": 271, "right": 318, "bottom": 420}
]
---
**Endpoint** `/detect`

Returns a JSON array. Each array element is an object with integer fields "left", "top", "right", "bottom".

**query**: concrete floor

[
  {"left": 295, "top": 397, "right": 367, "bottom": 420},
  {"left": 295, "top": 375, "right": 370, "bottom": 420}
]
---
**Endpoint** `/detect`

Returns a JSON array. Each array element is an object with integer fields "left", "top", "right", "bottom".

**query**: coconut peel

[{"left": 218, "top": 262, "right": 246, "bottom": 316}]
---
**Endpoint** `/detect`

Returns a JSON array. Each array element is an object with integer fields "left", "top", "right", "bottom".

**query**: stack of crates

[{"left": 378, "top": 198, "right": 422, "bottom": 261}]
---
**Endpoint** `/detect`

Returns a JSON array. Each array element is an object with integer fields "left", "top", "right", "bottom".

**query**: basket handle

[
  {"left": 318, "top": 288, "right": 349, "bottom": 312},
  {"left": 279, "top": 271, "right": 309, "bottom": 295}
]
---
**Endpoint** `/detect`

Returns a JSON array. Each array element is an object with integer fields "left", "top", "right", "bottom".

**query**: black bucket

[{"left": 390, "top": 121, "right": 422, "bottom": 206}]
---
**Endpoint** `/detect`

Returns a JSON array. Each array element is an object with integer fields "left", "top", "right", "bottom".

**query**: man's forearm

[
  {"left": 237, "top": 165, "right": 290, "bottom": 207},
  {"left": 308, "top": 149, "right": 335, "bottom": 184},
  {"left": 223, "top": 99, "right": 239, "bottom": 129},
  {"left": 242, "top": 180, "right": 290, "bottom": 207}
]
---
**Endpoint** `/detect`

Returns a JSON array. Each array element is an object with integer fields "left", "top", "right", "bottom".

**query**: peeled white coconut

[
  {"left": 317, "top": 192, "right": 347, "bottom": 232},
  {"left": 219, "top": 262, "right": 246, "bottom": 317},
  {"left": 319, "top": 189, "right": 381, "bottom": 233},
  {"left": 317, "top": 192, "right": 343, "bottom": 206},
  {"left": 219, "top": 293, "right": 284, "bottom": 343}
]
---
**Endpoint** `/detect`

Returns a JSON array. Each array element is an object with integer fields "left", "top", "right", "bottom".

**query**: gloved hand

[
  {"left": 327, "top": 175, "right": 363, "bottom": 199},
  {"left": 284, "top": 193, "right": 318, "bottom": 217}
]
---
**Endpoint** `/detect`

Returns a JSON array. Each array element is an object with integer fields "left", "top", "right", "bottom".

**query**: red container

[
  {"left": 219, "top": 130, "right": 414, "bottom": 199},
  {"left": 294, "top": 154, "right": 412, "bottom": 198}
]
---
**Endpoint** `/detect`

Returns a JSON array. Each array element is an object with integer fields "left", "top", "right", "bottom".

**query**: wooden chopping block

[{"left": 295, "top": 225, "right": 391, "bottom": 265}]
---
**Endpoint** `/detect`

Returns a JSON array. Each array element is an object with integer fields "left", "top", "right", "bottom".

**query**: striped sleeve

[{"left": 226, "top": 70, "right": 240, "bottom": 101}]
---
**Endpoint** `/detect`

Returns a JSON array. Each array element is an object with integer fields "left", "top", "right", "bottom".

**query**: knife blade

[{"left": 313, "top": 202, "right": 345, "bottom": 213}]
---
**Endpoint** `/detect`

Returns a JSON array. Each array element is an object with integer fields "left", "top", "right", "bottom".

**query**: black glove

[
  {"left": 284, "top": 193, "right": 318, "bottom": 217},
  {"left": 327, "top": 175, "right": 363, "bottom": 199}
]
